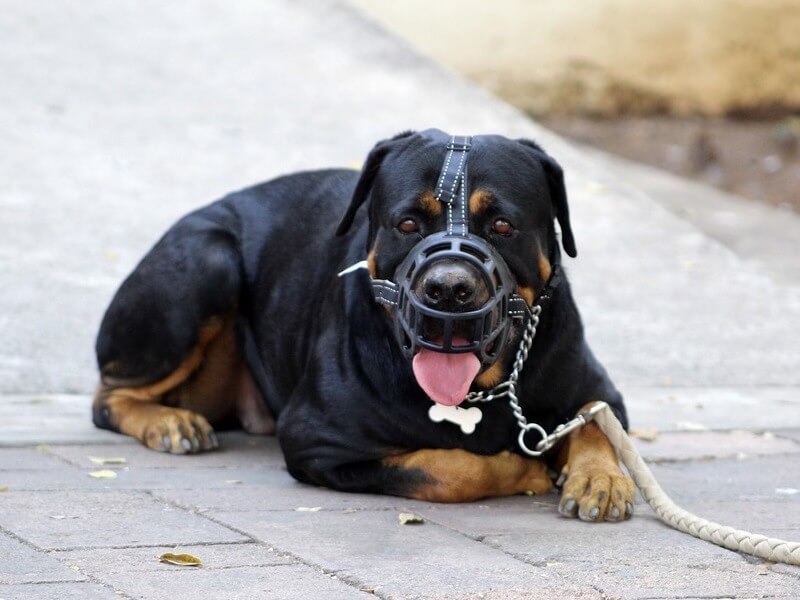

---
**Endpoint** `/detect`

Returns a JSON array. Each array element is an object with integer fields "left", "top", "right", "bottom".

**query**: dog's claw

[
  {"left": 161, "top": 435, "right": 171, "bottom": 451},
  {"left": 625, "top": 502, "right": 634, "bottom": 519},
  {"left": 209, "top": 431, "right": 219, "bottom": 449},
  {"left": 610, "top": 506, "right": 621, "bottom": 520},
  {"left": 559, "top": 498, "right": 577, "bottom": 517},
  {"left": 180, "top": 437, "right": 192, "bottom": 452}
]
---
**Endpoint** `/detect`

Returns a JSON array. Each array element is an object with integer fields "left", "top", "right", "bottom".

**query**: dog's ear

[
  {"left": 517, "top": 139, "right": 577, "bottom": 258},
  {"left": 335, "top": 131, "right": 415, "bottom": 238}
]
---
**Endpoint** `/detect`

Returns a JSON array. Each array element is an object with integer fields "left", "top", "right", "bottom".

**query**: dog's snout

[{"left": 416, "top": 260, "right": 489, "bottom": 311}]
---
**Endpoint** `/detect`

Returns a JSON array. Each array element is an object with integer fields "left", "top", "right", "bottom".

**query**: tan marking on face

[
  {"left": 517, "top": 285, "right": 534, "bottom": 306},
  {"left": 474, "top": 359, "right": 506, "bottom": 389},
  {"left": 469, "top": 189, "right": 494, "bottom": 215},
  {"left": 538, "top": 253, "right": 552, "bottom": 282},
  {"left": 418, "top": 191, "right": 442, "bottom": 217},
  {"left": 367, "top": 246, "right": 378, "bottom": 279},
  {"left": 383, "top": 448, "right": 551, "bottom": 502}
]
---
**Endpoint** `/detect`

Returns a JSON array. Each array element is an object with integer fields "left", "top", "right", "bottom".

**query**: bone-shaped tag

[{"left": 428, "top": 403, "right": 483, "bottom": 434}]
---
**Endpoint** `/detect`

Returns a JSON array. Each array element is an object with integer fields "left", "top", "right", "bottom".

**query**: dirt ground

[{"left": 540, "top": 115, "right": 800, "bottom": 213}]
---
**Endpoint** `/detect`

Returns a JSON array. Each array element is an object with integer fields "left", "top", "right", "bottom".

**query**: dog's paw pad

[{"left": 559, "top": 467, "right": 634, "bottom": 523}]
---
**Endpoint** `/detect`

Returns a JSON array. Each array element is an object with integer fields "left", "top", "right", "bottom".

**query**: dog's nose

[{"left": 416, "top": 260, "right": 489, "bottom": 311}]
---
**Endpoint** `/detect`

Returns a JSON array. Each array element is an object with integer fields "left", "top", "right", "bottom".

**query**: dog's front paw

[
  {"left": 557, "top": 464, "right": 635, "bottom": 522},
  {"left": 140, "top": 407, "right": 219, "bottom": 454}
]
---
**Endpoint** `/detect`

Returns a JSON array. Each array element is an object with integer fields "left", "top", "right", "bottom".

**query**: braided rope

[{"left": 593, "top": 406, "right": 800, "bottom": 566}]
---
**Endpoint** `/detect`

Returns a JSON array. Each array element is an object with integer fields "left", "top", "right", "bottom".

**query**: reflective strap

[
  {"left": 434, "top": 135, "right": 472, "bottom": 237},
  {"left": 371, "top": 279, "right": 399, "bottom": 306},
  {"left": 508, "top": 294, "right": 530, "bottom": 320}
]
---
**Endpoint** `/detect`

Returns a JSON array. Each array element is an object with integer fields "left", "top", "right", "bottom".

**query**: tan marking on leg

[
  {"left": 93, "top": 315, "right": 241, "bottom": 453},
  {"left": 383, "top": 448, "right": 551, "bottom": 502},
  {"left": 418, "top": 191, "right": 442, "bottom": 217},
  {"left": 468, "top": 189, "right": 494, "bottom": 215},
  {"left": 556, "top": 403, "right": 635, "bottom": 522}
]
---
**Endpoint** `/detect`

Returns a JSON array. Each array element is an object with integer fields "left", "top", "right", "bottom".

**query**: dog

[{"left": 92, "top": 129, "right": 635, "bottom": 522}]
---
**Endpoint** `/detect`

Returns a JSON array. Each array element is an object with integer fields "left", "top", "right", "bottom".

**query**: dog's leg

[
  {"left": 383, "top": 449, "right": 552, "bottom": 502},
  {"left": 555, "top": 403, "right": 636, "bottom": 522},
  {"left": 288, "top": 449, "right": 551, "bottom": 502},
  {"left": 92, "top": 219, "right": 268, "bottom": 453}
]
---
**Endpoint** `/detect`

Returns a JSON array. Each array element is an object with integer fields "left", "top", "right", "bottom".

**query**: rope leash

[{"left": 586, "top": 402, "right": 800, "bottom": 566}]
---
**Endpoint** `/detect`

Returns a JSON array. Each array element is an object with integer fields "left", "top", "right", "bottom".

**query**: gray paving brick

[
  {"left": 57, "top": 542, "right": 292, "bottom": 572},
  {"left": 432, "top": 510, "right": 797, "bottom": 598},
  {"left": 0, "top": 582, "right": 120, "bottom": 600},
  {"left": 0, "top": 448, "right": 68, "bottom": 471},
  {"left": 45, "top": 432, "right": 286, "bottom": 470},
  {"left": 153, "top": 468, "right": 439, "bottom": 513},
  {"left": 634, "top": 430, "right": 800, "bottom": 463},
  {"left": 65, "top": 562, "right": 373, "bottom": 600},
  {"left": 0, "top": 533, "right": 84, "bottom": 584},
  {"left": 648, "top": 455, "right": 800, "bottom": 502},
  {"left": 211, "top": 508, "right": 573, "bottom": 599},
  {"left": 774, "top": 429, "right": 800, "bottom": 444},
  {"left": 0, "top": 490, "right": 246, "bottom": 550}
]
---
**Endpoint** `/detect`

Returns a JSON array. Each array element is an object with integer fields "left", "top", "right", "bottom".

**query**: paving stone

[
  {"left": 634, "top": 430, "right": 800, "bottom": 463},
  {"left": 211, "top": 509, "right": 569, "bottom": 599},
  {"left": 0, "top": 448, "right": 69, "bottom": 470},
  {"left": 58, "top": 542, "right": 292, "bottom": 572},
  {"left": 153, "top": 469, "right": 438, "bottom": 513},
  {"left": 0, "top": 464, "right": 294, "bottom": 492},
  {"left": 0, "top": 532, "right": 85, "bottom": 584},
  {"left": 648, "top": 455, "right": 800, "bottom": 502},
  {"left": 66, "top": 562, "right": 372, "bottom": 600},
  {"left": 0, "top": 582, "right": 120, "bottom": 600},
  {"left": 0, "top": 395, "right": 124, "bottom": 446},
  {"left": 0, "top": 490, "right": 246, "bottom": 550},
  {"left": 774, "top": 429, "right": 800, "bottom": 444},
  {"left": 44, "top": 432, "right": 287, "bottom": 470}
]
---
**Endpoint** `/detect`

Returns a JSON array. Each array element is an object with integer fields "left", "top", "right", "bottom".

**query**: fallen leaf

[
  {"left": 630, "top": 428, "right": 659, "bottom": 442},
  {"left": 524, "top": 490, "right": 535, "bottom": 496},
  {"left": 0, "top": 486, "right": 9, "bottom": 493},
  {"left": 776, "top": 488, "right": 799, "bottom": 496},
  {"left": 34, "top": 444, "right": 50, "bottom": 452},
  {"left": 399, "top": 513, "right": 424, "bottom": 525},
  {"left": 88, "top": 456, "right": 127, "bottom": 465},
  {"left": 49, "top": 515, "right": 79, "bottom": 520},
  {"left": 295, "top": 506, "right": 322, "bottom": 512},
  {"left": 159, "top": 552, "right": 202, "bottom": 567},
  {"left": 88, "top": 469, "right": 118, "bottom": 479},
  {"left": 224, "top": 479, "right": 242, "bottom": 485}
]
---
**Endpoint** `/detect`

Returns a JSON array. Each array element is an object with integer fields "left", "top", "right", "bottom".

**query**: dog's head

[{"left": 337, "top": 129, "right": 576, "bottom": 404}]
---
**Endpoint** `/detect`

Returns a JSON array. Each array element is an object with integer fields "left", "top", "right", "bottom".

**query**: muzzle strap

[{"left": 434, "top": 136, "right": 472, "bottom": 237}]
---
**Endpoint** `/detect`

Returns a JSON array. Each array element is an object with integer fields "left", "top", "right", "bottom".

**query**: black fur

[{"left": 95, "top": 129, "right": 627, "bottom": 495}]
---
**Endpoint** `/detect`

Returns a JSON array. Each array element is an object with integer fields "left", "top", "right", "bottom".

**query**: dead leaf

[
  {"left": 224, "top": 479, "right": 242, "bottom": 485},
  {"left": 675, "top": 421, "right": 709, "bottom": 432},
  {"left": 399, "top": 513, "right": 424, "bottom": 525},
  {"left": 159, "top": 552, "right": 202, "bottom": 567},
  {"left": 630, "top": 428, "right": 659, "bottom": 442},
  {"left": 49, "top": 515, "right": 78, "bottom": 520},
  {"left": 295, "top": 506, "right": 322, "bottom": 512},
  {"left": 88, "top": 456, "right": 127, "bottom": 465},
  {"left": 88, "top": 469, "right": 118, "bottom": 479},
  {"left": 0, "top": 486, "right": 9, "bottom": 493}
]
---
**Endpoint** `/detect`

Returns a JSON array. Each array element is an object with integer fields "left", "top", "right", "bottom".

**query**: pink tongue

[{"left": 412, "top": 337, "right": 481, "bottom": 406}]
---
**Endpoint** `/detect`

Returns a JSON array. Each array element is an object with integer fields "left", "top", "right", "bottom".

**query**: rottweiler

[{"left": 93, "top": 129, "right": 635, "bottom": 522}]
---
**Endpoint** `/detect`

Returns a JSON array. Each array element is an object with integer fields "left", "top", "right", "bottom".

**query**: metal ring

[{"left": 517, "top": 422, "right": 547, "bottom": 457}]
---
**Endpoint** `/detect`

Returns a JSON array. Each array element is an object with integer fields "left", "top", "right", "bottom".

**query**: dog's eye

[
  {"left": 397, "top": 218, "right": 419, "bottom": 234},
  {"left": 492, "top": 218, "right": 514, "bottom": 236}
]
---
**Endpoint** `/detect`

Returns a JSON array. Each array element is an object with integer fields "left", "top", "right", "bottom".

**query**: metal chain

[{"left": 465, "top": 305, "right": 553, "bottom": 456}]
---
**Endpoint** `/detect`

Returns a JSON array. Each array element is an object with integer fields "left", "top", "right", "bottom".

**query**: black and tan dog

[{"left": 93, "top": 129, "right": 634, "bottom": 522}]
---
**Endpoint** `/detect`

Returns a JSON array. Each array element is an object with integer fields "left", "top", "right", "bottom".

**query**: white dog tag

[{"left": 428, "top": 403, "right": 483, "bottom": 434}]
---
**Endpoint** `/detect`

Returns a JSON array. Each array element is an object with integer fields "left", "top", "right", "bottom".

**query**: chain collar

[{"left": 464, "top": 267, "right": 577, "bottom": 457}]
